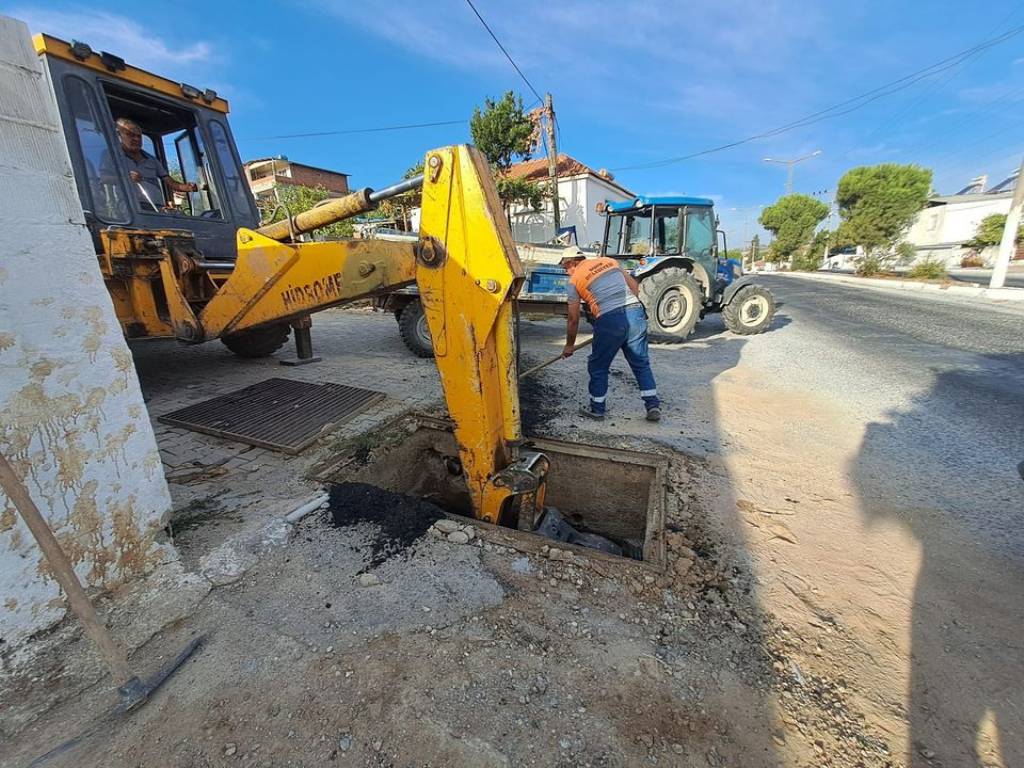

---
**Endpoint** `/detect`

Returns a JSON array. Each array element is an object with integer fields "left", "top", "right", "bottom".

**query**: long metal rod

[
  {"left": 369, "top": 174, "right": 424, "bottom": 203},
  {"left": 0, "top": 453, "right": 134, "bottom": 686},
  {"left": 518, "top": 337, "right": 593, "bottom": 380}
]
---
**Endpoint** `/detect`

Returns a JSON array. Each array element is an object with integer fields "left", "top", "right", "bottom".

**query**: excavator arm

[{"left": 196, "top": 145, "right": 547, "bottom": 524}]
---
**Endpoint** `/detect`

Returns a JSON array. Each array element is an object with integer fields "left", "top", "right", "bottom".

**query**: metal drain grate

[{"left": 159, "top": 378, "right": 386, "bottom": 454}]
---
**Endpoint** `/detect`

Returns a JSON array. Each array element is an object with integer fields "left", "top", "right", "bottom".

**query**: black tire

[
  {"left": 637, "top": 267, "right": 702, "bottom": 342},
  {"left": 722, "top": 285, "right": 775, "bottom": 335},
  {"left": 220, "top": 323, "right": 291, "bottom": 358},
  {"left": 398, "top": 299, "right": 434, "bottom": 358}
]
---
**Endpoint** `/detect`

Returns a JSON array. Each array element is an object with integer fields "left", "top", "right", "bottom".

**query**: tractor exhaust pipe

[{"left": 257, "top": 174, "right": 425, "bottom": 242}]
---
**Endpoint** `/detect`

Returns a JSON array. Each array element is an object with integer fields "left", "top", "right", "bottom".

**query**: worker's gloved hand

[
  {"left": 129, "top": 170, "right": 142, "bottom": 183},
  {"left": 561, "top": 344, "right": 575, "bottom": 358}
]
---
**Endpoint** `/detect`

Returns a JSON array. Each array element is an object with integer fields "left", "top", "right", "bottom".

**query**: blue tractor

[
  {"left": 381, "top": 195, "right": 775, "bottom": 356},
  {"left": 597, "top": 195, "right": 775, "bottom": 341}
]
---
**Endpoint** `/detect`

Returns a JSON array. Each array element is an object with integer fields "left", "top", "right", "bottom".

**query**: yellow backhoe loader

[{"left": 34, "top": 34, "right": 547, "bottom": 527}]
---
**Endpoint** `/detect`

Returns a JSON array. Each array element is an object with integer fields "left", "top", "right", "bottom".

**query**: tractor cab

[
  {"left": 598, "top": 195, "right": 772, "bottom": 340},
  {"left": 600, "top": 196, "right": 725, "bottom": 285},
  {"left": 35, "top": 34, "right": 258, "bottom": 263}
]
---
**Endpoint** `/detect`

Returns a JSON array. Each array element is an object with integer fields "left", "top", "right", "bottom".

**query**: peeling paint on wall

[{"left": 0, "top": 17, "right": 175, "bottom": 648}]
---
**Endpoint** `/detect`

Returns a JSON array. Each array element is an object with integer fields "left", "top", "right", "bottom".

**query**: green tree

[
  {"left": 470, "top": 91, "right": 535, "bottom": 172},
  {"left": 759, "top": 194, "right": 829, "bottom": 264},
  {"left": 257, "top": 184, "right": 353, "bottom": 240},
  {"left": 470, "top": 91, "right": 545, "bottom": 216},
  {"left": 495, "top": 176, "right": 545, "bottom": 211},
  {"left": 835, "top": 163, "right": 932, "bottom": 256},
  {"left": 965, "top": 213, "right": 1023, "bottom": 248},
  {"left": 791, "top": 229, "right": 830, "bottom": 271}
]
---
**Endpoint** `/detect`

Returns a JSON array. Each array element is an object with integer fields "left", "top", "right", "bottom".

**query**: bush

[
  {"left": 960, "top": 252, "right": 985, "bottom": 268},
  {"left": 907, "top": 259, "right": 947, "bottom": 280},
  {"left": 855, "top": 254, "right": 884, "bottom": 276},
  {"left": 895, "top": 242, "right": 916, "bottom": 266}
]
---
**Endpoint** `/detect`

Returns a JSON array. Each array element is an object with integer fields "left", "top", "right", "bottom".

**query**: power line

[
  {"left": 849, "top": 6, "right": 1023, "bottom": 154},
  {"left": 610, "top": 23, "right": 1024, "bottom": 172},
  {"left": 248, "top": 119, "right": 467, "bottom": 141},
  {"left": 464, "top": 0, "right": 544, "bottom": 104}
]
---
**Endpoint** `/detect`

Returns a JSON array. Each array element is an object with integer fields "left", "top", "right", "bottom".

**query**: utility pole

[
  {"left": 544, "top": 93, "right": 561, "bottom": 236},
  {"left": 764, "top": 150, "right": 822, "bottom": 195},
  {"left": 990, "top": 157, "right": 1024, "bottom": 289}
]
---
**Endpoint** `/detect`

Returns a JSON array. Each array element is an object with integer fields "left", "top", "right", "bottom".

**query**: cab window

[
  {"left": 652, "top": 206, "right": 682, "bottom": 255},
  {"left": 100, "top": 83, "right": 222, "bottom": 218},
  {"left": 64, "top": 76, "right": 130, "bottom": 223},
  {"left": 209, "top": 120, "right": 251, "bottom": 218},
  {"left": 604, "top": 209, "right": 653, "bottom": 256},
  {"left": 684, "top": 206, "right": 715, "bottom": 260}
]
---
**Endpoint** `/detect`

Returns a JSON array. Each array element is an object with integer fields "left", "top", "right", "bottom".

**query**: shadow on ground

[{"left": 852, "top": 352, "right": 1024, "bottom": 766}]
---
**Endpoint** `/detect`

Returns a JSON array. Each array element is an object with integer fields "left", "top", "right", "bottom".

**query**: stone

[
  {"left": 433, "top": 519, "right": 460, "bottom": 534},
  {"left": 461, "top": 525, "right": 476, "bottom": 541},
  {"left": 338, "top": 734, "right": 352, "bottom": 752},
  {"left": 224, "top": 744, "right": 237, "bottom": 757},
  {"left": 373, "top": 739, "right": 383, "bottom": 752},
  {"left": 447, "top": 531, "right": 470, "bottom": 545},
  {"left": 358, "top": 572, "right": 381, "bottom": 587},
  {"left": 672, "top": 743, "right": 683, "bottom": 754},
  {"left": 673, "top": 558, "right": 694, "bottom": 577}
]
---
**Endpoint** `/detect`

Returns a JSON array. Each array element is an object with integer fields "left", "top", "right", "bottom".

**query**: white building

[
  {"left": 505, "top": 154, "right": 634, "bottom": 247},
  {"left": 904, "top": 170, "right": 1018, "bottom": 267}
]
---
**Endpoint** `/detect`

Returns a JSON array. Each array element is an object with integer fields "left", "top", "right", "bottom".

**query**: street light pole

[{"left": 764, "top": 150, "right": 822, "bottom": 195}]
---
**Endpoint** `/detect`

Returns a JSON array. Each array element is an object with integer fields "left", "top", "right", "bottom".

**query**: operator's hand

[
  {"left": 129, "top": 170, "right": 142, "bottom": 183},
  {"left": 187, "top": 182, "right": 199, "bottom": 192},
  {"left": 561, "top": 343, "right": 575, "bottom": 358}
]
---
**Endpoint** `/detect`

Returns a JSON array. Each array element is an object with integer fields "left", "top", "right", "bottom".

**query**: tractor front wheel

[
  {"left": 638, "top": 267, "right": 702, "bottom": 342},
  {"left": 722, "top": 285, "right": 775, "bottom": 335},
  {"left": 221, "top": 323, "right": 292, "bottom": 358}
]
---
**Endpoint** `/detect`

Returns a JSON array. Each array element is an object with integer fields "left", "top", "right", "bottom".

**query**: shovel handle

[
  {"left": 0, "top": 453, "right": 133, "bottom": 685},
  {"left": 518, "top": 338, "right": 593, "bottom": 380}
]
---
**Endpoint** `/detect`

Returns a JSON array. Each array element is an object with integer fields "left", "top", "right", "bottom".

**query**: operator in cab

[
  {"left": 560, "top": 246, "right": 661, "bottom": 422},
  {"left": 101, "top": 117, "right": 198, "bottom": 211}
]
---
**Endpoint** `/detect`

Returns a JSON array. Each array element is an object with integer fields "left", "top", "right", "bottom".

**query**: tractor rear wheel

[
  {"left": 221, "top": 323, "right": 291, "bottom": 358},
  {"left": 722, "top": 285, "right": 775, "bottom": 335},
  {"left": 398, "top": 299, "right": 434, "bottom": 358},
  {"left": 637, "top": 267, "right": 702, "bottom": 342}
]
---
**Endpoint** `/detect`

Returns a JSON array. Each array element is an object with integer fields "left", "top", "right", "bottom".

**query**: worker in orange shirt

[{"left": 560, "top": 247, "right": 660, "bottom": 422}]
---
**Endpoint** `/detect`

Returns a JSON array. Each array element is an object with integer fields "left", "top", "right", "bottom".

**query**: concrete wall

[
  {"left": 510, "top": 174, "right": 632, "bottom": 246},
  {"left": 0, "top": 17, "right": 174, "bottom": 648}
]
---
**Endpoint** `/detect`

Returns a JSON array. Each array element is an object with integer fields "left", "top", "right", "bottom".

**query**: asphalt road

[{"left": 755, "top": 275, "right": 1024, "bottom": 560}]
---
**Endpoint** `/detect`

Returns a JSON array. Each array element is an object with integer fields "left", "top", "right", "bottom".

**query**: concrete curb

[{"left": 774, "top": 271, "right": 1024, "bottom": 302}]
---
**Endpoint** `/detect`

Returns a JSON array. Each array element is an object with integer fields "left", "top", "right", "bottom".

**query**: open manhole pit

[{"left": 318, "top": 418, "right": 667, "bottom": 568}]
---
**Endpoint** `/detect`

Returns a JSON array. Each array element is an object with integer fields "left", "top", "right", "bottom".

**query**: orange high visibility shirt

[{"left": 568, "top": 257, "right": 636, "bottom": 317}]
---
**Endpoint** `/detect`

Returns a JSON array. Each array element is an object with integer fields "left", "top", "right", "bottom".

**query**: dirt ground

[{"left": 2, "top": 304, "right": 1021, "bottom": 767}]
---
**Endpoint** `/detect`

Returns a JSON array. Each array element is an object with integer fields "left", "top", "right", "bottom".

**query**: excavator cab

[{"left": 38, "top": 35, "right": 256, "bottom": 263}]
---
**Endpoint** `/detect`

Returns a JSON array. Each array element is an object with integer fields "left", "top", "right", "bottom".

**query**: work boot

[
  {"left": 645, "top": 406, "right": 662, "bottom": 422},
  {"left": 579, "top": 406, "right": 605, "bottom": 421}
]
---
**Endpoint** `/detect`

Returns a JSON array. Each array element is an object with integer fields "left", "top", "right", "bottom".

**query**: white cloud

[
  {"left": 11, "top": 7, "right": 213, "bottom": 73},
  {"left": 315, "top": 0, "right": 825, "bottom": 125}
]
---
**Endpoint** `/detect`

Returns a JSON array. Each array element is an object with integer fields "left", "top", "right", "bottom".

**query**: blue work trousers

[{"left": 587, "top": 304, "right": 659, "bottom": 413}]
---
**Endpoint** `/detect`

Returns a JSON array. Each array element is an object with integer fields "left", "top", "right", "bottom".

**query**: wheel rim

[
  {"left": 657, "top": 287, "right": 692, "bottom": 330},
  {"left": 416, "top": 313, "right": 432, "bottom": 348},
  {"left": 739, "top": 295, "right": 769, "bottom": 325}
]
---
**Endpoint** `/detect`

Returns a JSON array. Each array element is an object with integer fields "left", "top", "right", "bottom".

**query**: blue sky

[{"left": 13, "top": 1, "right": 1024, "bottom": 241}]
